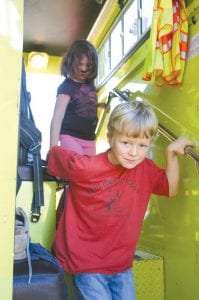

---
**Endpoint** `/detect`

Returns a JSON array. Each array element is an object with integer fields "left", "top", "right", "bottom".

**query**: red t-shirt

[{"left": 48, "top": 146, "right": 169, "bottom": 274}]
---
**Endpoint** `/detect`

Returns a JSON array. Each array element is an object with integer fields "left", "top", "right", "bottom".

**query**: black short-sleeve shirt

[{"left": 57, "top": 78, "right": 98, "bottom": 140}]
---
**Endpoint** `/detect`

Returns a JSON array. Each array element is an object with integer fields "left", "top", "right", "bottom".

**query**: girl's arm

[
  {"left": 165, "top": 136, "right": 195, "bottom": 197},
  {"left": 50, "top": 94, "right": 70, "bottom": 148}
]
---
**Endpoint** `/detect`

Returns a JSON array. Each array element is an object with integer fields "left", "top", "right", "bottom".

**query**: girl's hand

[{"left": 98, "top": 102, "right": 110, "bottom": 112}]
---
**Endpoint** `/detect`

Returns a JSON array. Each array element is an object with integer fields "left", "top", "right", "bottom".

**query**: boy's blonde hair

[{"left": 107, "top": 100, "right": 158, "bottom": 139}]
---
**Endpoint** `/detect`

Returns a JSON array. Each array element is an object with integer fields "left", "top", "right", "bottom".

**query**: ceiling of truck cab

[{"left": 23, "top": 0, "right": 106, "bottom": 56}]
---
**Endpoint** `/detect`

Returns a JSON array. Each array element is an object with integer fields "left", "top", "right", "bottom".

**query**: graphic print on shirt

[
  {"left": 105, "top": 189, "right": 122, "bottom": 213},
  {"left": 73, "top": 85, "right": 97, "bottom": 119},
  {"left": 86, "top": 177, "right": 141, "bottom": 218}
]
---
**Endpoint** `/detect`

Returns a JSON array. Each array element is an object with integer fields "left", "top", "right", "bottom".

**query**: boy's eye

[
  {"left": 140, "top": 144, "right": 148, "bottom": 148},
  {"left": 122, "top": 141, "right": 128, "bottom": 145}
]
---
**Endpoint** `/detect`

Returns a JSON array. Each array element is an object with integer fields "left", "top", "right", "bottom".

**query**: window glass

[
  {"left": 110, "top": 20, "right": 122, "bottom": 69},
  {"left": 104, "top": 39, "right": 111, "bottom": 75},
  {"left": 98, "top": 47, "right": 105, "bottom": 82},
  {"left": 98, "top": 39, "right": 110, "bottom": 83},
  {"left": 141, "top": 0, "right": 154, "bottom": 34},
  {"left": 124, "top": 0, "right": 138, "bottom": 54}
]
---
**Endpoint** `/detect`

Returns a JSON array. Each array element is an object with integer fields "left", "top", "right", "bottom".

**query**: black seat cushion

[{"left": 13, "top": 260, "right": 66, "bottom": 300}]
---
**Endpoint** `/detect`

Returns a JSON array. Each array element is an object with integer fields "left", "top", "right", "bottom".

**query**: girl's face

[
  {"left": 108, "top": 131, "right": 151, "bottom": 169},
  {"left": 72, "top": 54, "right": 92, "bottom": 83}
]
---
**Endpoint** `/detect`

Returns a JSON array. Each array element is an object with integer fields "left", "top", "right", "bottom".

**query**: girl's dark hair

[{"left": 61, "top": 40, "right": 98, "bottom": 82}]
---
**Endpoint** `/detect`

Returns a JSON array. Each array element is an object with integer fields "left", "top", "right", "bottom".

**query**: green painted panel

[
  {"left": 0, "top": 1, "right": 23, "bottom": 299},
  {"left": 133, "top": 250, "right": 164, "bottom": 300},
  {"left": 16, "top": 181, "right": 57, "bottom": 250}
]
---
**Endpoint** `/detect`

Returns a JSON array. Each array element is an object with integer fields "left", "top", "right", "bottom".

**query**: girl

[{"left": 50, "top": 39, "right": 100, "bottom": 156}]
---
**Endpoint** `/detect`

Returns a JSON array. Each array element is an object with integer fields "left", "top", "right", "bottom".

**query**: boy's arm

[
  {"left": 165, "top": 136, "right": 195, "bottom": 197},
  {"left": 47, "top": 146, "right": 70, "bottom": 179}
]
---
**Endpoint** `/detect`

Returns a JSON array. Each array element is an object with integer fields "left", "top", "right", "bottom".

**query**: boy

[{"left": 48, "top": 100, "right": 194, "bottom": 299}]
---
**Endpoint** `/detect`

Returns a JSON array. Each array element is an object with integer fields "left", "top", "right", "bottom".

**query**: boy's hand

[{"left": 167, "top": 136, "right": 195, "bottom": 156}]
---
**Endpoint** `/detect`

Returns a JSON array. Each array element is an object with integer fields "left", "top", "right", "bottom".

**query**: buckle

[{"left": 31, "top": 212, "right": 40, "bottom": 223}]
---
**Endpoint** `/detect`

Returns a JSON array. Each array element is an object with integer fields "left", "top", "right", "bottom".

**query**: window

[
  {"left": 123, "top": 0, "right": 138, "bottom": 54},
  {"left": 97, "top": 0, "right": 154, "bottom": 84},
  {"left": 110, "top": 20, "right": 123, "bottom": 69},
  {"left": 141, "top": 0, "right": 154, "bottom": 34},
  {"left": 98, "top": 39, "right": 110, "bottom": 82}
]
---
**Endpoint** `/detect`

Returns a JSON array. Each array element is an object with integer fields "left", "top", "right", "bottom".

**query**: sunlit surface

[
  {"left": 27, "top": 73, "right": 62, "bottom": 159},
  {"left": 0, "top": 0, "right": 22, "bottom": 49}
]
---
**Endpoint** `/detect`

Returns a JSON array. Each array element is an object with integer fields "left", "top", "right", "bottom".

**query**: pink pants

[{"left": 60, "top": 134, "right": 96, "bottom": 156}]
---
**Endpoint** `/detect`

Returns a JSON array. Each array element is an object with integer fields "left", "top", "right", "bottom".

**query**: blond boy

[{"left": 48, "top": 100, "right": 194, "bottom": 299}]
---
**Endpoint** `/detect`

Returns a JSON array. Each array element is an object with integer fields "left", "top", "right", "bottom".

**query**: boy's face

[{"left": 108, "top": 132, "right": 151, "bottom": 169}]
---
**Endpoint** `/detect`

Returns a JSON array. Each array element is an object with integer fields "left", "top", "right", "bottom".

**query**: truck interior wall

[{"left": 0, "top": 1, "right": 23, "bottom": 299}]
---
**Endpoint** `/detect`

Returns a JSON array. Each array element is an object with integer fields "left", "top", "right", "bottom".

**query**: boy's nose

[{"left": 129, "top": 145, "right": 138, "bottom": 156}]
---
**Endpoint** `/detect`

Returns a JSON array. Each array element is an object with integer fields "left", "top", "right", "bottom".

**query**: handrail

[
  {"left": 157, "top": 125, "right": 199, "bottom": 162},
  {"left": 111, "top": 88, "right": 132, "bottom": 102},
  {"left": 97, "top": 88, "right": 199, "bottom": 164}
]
